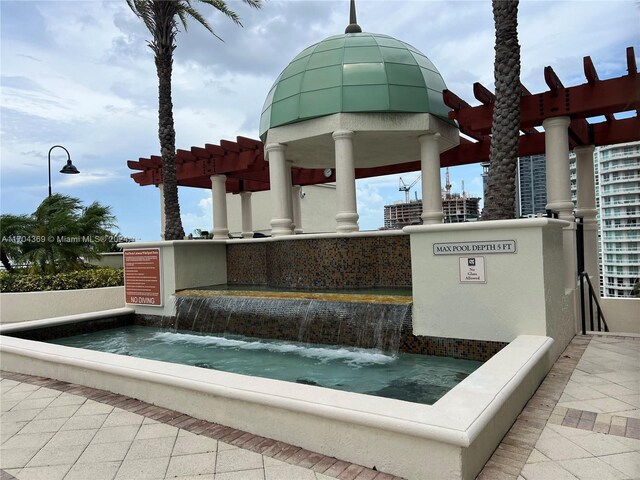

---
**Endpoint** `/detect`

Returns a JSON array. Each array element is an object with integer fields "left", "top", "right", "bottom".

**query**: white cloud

[{"left": 181, "top": 196, "right": 213, "bottom": 235}]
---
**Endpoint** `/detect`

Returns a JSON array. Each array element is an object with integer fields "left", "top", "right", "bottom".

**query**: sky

[{"left": 1, "top": 0, "right": 638, "bottom": 240}]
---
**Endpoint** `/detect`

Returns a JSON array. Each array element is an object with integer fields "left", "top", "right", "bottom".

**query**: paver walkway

[
  {"left": 480, "top": 334, "right": 640, "bottom": 480},
  {"left": 1, "top": 334, "right": 639, "bottom": 480},
  {"left": 0, "top": 374, "right": 395, "bottom": 480}
]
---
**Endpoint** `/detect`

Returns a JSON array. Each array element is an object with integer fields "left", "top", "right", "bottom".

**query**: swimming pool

[{"left": 49, "top": 326, "right": 481, "bottom": 405}]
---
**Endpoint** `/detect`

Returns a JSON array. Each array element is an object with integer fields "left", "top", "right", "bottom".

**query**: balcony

[
  {"left": 600, "top": 175, "right": 640, "bottom": 185},
  {"left": 600, "top": 163, "right": 640, "bottom": 173},
  {"left": 601, "top": 186, "right": 640, "bottom": 195}
]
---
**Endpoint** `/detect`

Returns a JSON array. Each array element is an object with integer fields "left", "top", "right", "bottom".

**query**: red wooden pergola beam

[
  {"left": 473, "top": 82, "right": 495, "bottom": 105},
  {"left": 520, "top": 83, "right": 532, "bottom": 96},
  {"left": 191, "top": 146, "right": 211, "bottom": 159},
  {"left": 568, "top": 118, "right": 591, "bottom": 146},
  {"left": 584, "top": 56, "right": 599, "bottom": 83},
  {"left": 236, "top": 136, "right": 262, "bottom": 149},
  {"left": 220, "top": 140, "right": 240, "bottom": 153},
  {"left": 205, "top": 143, "right": 225, "bottom": 156},
  {"left": 544, "top": 65, "right": 564, "bottom": 90},
  {"left": 455, "top": 74, "right": 640, "bottom": 134},
  {"left": 592, "top": 116, "right": 640, "bottom": 146},
  {"left": 443, "top": 89, "right": 470, "bottom": 111},
  {"left": 584, "top": 56, "right": 614, "bottom": 122},
  {"left": 627, "top": 46, "right": 637, "bottom": 75},
  {"left": 127, "top": 160, "right": 144, "bottom": 171}
]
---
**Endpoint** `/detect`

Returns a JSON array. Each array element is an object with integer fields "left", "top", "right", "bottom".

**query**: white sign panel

[
  {"left": 433, "top": 240, "right": 516, "bottom": 255},
  {"left": 459, "top": 256, "right": 486, "bottom": 283}
]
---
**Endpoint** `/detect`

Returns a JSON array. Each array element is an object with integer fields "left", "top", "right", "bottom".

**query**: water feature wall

[
  {"left": 226, "top": 234, "right": 411, "bottom": 289},
  {"left": 136, "top": 293, "right": 507, "bottom": 361},
  {"left": 167, "top": 295, "right": 410, "bottom": 353}
]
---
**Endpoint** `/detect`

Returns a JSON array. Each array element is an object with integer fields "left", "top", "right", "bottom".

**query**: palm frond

[{"left": 199, "top": 0, "right": 242, "bottom": 26}]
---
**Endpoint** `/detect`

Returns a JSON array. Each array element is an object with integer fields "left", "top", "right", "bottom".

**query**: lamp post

[{"left": 48, "top": 145, "right": 79, "bottom": 197}]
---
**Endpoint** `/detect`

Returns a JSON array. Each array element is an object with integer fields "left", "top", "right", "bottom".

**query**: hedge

[{"left": 0, "top": 268, "right": 124, "bottom": 293}]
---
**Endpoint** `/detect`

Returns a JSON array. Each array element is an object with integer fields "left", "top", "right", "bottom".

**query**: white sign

[
  {"left": 459, "top": 256, "right": 486, "bottom": 283},
  {"left": 433, "top": 240, "right": 516, "bottom": 255}
]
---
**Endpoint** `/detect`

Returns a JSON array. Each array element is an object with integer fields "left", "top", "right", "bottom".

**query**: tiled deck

[
  {"left": 479, "top": 334, "right": 640, "bottom": 480},
  {"left": 1, "top": 334, "right": 638, "bottom": 480}
]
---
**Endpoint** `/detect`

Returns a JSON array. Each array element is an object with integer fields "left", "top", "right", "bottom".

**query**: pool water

[{"left": 49, "top": 326, "right": 481, "bottom": 405}]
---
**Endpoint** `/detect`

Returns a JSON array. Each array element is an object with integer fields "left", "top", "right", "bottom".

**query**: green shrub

[{"left": 0, "top": 268, "right": 124, "bottom": 293}]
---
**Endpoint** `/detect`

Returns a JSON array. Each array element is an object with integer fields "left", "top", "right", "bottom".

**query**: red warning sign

[{"left": 124, "top": 248, "right": 162, "bottom": 306}]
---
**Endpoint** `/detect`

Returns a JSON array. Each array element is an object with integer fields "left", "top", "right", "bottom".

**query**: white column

[
  {"left": 158, "top": 183, "right": 165, "bottom": 240},
  {"left": 574, "top": 145, "right": 599, "bottom": 294},
  {"left": 240, "top": 192, "right": 253, "bottom": 239},
  {"left": 543, "top": 117, "right": 574, "bottom": 222},
  {"left": 543, "top": 116, "right": 577, "bottom": 295},
  {"left": 333, "top": 130, "right": 359, "bottom": 233},
  {"left": 266, "top": 143, "right": 294, "bottom": 236},
  {"left": 419, "top": 133, "right": 444, "bottom": 224},
  {"left": 292, "top": 186, "right": 303, "bottom": 234},
  {"left": 210, "top": 174, "right": 229, "bottom": 239}
]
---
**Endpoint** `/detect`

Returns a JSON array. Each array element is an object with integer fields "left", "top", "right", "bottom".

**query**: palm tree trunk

[
  {"left": 156, "top": 49, "right": 185, "bottom": 240},
  {"left": 482, "top": 0, "right": 521, "bottom": 220},
  {"left": 0, "top": 249, "right": 13, "bottom": 272}
]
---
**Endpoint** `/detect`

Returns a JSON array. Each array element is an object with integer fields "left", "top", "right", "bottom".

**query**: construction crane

[{"left": 399, "top": 175, "right": 421, "bottom": 203}]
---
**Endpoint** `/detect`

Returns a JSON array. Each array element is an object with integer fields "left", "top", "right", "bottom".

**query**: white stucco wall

[
  {"left": 120, "top": 241, "right": 227, "bottom": 317},
  {"left": 0, "top": 286, "right": 125, "bottom": 324},
  {"left": 225, "top": 184, "right": 337, "bottom": 235},
  {"left": 406, "top": 218, "right": 575, "bottom": 359},
  {"left": 600, "top": 298, "right": 640, "bottom": 334},
  {"left": 87, "top": 252, "right": 123, "bottom": 269}
]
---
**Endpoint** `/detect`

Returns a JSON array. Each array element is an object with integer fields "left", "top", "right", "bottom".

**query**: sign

[
  {"left": 124, "top": 248, "right": 162, "bottom": 306},
  {"left": 433, "top": 240, "right": 516, "bottom": 255},
  {"left": 459, "top": 256, "right": 486, "bottom": 283}
]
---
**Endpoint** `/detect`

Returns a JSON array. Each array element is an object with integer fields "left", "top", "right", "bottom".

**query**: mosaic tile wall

[{"left": 226, "top": 235, "right": 411, "bottom": 289}]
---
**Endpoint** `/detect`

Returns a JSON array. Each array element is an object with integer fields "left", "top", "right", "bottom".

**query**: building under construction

[{"left": 383, "top": 169, "right": 481, "bottom": 229}]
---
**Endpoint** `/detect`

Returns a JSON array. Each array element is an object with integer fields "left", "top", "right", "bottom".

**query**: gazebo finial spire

[{"left": 345, "top": 0, "right": 362, "bottom": 33}]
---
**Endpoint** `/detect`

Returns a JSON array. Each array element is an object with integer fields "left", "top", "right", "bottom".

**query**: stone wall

[{"left": 227, "top": 235, "right": 411, "bottom": 290}]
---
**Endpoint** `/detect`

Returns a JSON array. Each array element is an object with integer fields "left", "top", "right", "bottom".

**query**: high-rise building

[
  {"left": 597, "top": 142, "right": 640, "bottom": 298},
  {"left": 483, "top": 155, "right": 548, "bottom": 218},
  {"left": 516, "top": 155, "right": 548, "bottom": 217},
  {"left": 482, "top": 142, "right": 639, "bottom": 298}
]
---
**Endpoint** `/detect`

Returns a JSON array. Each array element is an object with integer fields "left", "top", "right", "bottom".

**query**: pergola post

[
  {"left": 544, "top": 117, "right": 574, "bottom": 222},
  {"left": 574, "top": 144, "right": 599, "bottom": 294},
  {"left": 543, "top": 116, "right": 577, "bottom": 294},
  {"left": 210, "top": 174, "right": 229, "bottom": 240},
  {"left": 419, "top": 133, "right": 444, "bottom": 225},
  {"left": 266, "top": 143, "right": 294, "bottom": 237},
  {"left": 158, "top": 183, "right": 165, "bottom": 240},
  {"left": 292, "top": 186, "right": 303, "bottom": 234},
  {"left": 333, "top": 130, "right": 359, "bottom": 233},
  {"left": 240, "top": 192, "right": 254, "bottom": 239}
]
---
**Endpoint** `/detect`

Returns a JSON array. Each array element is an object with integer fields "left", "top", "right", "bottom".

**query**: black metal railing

[{"left": 579, "top": 272, "right": 609, "bottom": 334}]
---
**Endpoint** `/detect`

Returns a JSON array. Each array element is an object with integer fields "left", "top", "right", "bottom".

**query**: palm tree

[
  {"left": 7, "top": 194, "right": 117, "bottom": 274},
  {"left": 482, "top": 0, "right": 521, "bottom": 220},
  {"left": 0, "top": 214, "right": 34, "bottom": 271},
  {"left": 127, "top": 0, "right": 262, "bottom": 240}
]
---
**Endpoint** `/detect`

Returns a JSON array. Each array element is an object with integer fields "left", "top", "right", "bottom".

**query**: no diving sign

[
  {"left": 459, "top": 256, "right": 486, "bottom": 283},
  {"left": 124, "top": 248, "right": 163, "bottom": 306}
]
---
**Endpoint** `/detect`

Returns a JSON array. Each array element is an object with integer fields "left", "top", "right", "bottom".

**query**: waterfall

[{"left": 171, "top": 294, "right": 411, "bottom": 354}]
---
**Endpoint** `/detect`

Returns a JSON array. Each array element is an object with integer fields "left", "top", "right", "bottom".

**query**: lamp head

[{"left": 60, "top": 159, "right": 80, "bottom": 174}]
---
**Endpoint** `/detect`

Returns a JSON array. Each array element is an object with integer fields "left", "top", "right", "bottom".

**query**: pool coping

[{"left": 0, "top": 310, "right": 554, "bottom": 479}]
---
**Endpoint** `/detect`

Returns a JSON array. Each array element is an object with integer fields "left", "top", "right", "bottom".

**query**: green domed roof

[{"left": 259, "top": 32, "right": 451, "bottom": 139}]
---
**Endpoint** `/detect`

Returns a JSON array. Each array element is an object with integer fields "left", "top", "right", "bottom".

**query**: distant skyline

[{"left": 1, "top": 0, "right": 638, "bottom": 240}]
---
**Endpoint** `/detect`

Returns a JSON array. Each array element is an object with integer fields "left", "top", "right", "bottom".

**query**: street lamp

[{"left": 48, "top": 145, "right": 79, "bottom": 197}]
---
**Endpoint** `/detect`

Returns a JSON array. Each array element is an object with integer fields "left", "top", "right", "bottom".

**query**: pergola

[{"left": 128, "top": 46, "right": 639, "bottom": 241}]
